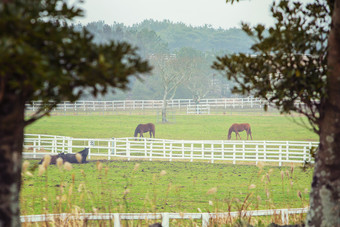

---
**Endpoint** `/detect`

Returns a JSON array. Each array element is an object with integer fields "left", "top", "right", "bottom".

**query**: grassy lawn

[{"left": 25, "top": 114, "right": 318, "bottom": 141}]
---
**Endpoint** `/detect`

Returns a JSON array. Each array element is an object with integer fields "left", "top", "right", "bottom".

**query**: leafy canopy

[
  {"left": 214, "top": 0, "right": 329, "bottom": 133},
  {"left": 0, "top": 0, "right": 151, "bottom": 124}
]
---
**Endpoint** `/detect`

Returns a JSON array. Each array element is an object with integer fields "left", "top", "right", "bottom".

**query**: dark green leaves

[
  {"left": 0, "top": 0, "right": 152, "bottom": 124},
  {"left": 213, "top": 0, "right": 330, "bottom": 133}
]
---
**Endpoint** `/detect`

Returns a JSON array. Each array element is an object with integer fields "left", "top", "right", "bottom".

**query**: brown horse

[
  {"left": 134, "top": 123, "right": 155, "bottom": 139},
  {"left": 227, "top": 123, "right": 252, "bottom": 140}
]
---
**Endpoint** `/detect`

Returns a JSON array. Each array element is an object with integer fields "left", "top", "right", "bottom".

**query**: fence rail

[
  {"left": 25, "top": 97, "right": 267, "bottom": 113},
  {"left": 20, "top": 208, "right": 309, "bottom": 226},
  {"left": 23, "top": 134, "right": 317, "bottom": 166},
  {"left": 186, "top": 104, "right": 210, "bottom": 114}
]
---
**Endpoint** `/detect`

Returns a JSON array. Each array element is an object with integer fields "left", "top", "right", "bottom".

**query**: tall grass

[{"left": 21, "top": 158, "right": 312, "bottom": 226}]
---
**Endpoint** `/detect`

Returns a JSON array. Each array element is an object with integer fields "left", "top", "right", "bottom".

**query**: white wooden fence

[
  {"left": 20, "top": 208, "right": 309, "bottom": 226},
  {"left": 23, "top": 134, "right": 317, "bottom": 166},
  {"left": 25, "top": 97, "right": 266, "bottom": 113},
  {"left": 186, "top": 104, "right": 210, "bottom": 114}
]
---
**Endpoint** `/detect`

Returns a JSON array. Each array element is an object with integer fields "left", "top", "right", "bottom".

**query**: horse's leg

[
  {"left": 237, "top": 132, "right": 242, "bottom": 140},
  {"left": 149, "top": 130, "right": 152, "bottom": 138}
]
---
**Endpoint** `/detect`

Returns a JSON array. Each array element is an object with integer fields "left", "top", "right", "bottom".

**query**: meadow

[
  {"left": 25, "top": 114, "right": 318, "bottom": 141},
  {"left": 22, "top": 114, "right": 317, "bottom": 225}
]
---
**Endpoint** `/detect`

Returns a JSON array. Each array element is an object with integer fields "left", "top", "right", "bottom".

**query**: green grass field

[
  {"left": 25, "top": 114, "right": 318, "bottom": 141},
  {"left": 22, "top": 114, "right": 316, "bottom": 225}
]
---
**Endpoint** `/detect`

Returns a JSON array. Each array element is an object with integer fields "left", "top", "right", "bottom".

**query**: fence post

[
  {"left": 211, "top": 144, "right": 214, "bottom": 163},
  {"left": 53, "top": 136, "right": 57, "bottom": 153},
  {"left": 162, "top": 213, "right": 169, "bottom": 227},
  {"left": 111, "top": 138, "right": 116, "bottom": 156},
  {"left": 202, "top": 213, "right": 210, "bottom": 227},
  {"left": 190, "top": 144, "right": 193, "bottom": 162},
  {"left": 233, "top": 144, "right": 236, "bottom": 164},
  {"left": 114, "top": 213, "right": 120, "bottom": 227},
  {"left": 170, "top": 143, "right": 173, "bottom": 162},
  {"left": 144, "top": 138, "right": 147, "bottom": 158},
  {"left": 37, "top": 135, "right": 41, "bottom": 150},
  {"left": 87, "top": 140, "right": 93, "bottom": 160},
  {"left": 303, "top": 145, "right": 307, "bottom": 162},
  {"left": 33, "top": 140, "right": 36, "bottom": 159},
  {"left": 279, "top": 145, "right": 282, "bottom": 166},
  {"left": 62, "top": 137, "right": 65, "bottom": 153},
  {"left": 67, "top": 137, "right": 72, "bottom": 153},
  {"left": 127, "top": 141, "right": 130, "bottom": 161},
  {"left": 264, "top": 141, "right": 267, "bottom": 161},
  {"left": 242, "top": 141, "right": 245, "bottom": 160},
  {"left": 182, "top": 143, "right": 185, "bottom": 159},
  {"left": 286, "top": 141, "right": 289, "bottom": 161},
  {"left": 281, "top": 209, "right": 289, "bottom": 225},
  {"left": 255, "top": 144, "right": 258, "bottom": 165},
  {"left": 163, "top": 140, "right": 166, "bottom": 159},
  {"left": 108, "top": 141, "right": 111, "bottom": 160},
  {"left": 222, "top": 142, "right": 225, "bottom": 160},
  {"left": 149, "top": 142, "right": 153, "bottom": 161}
]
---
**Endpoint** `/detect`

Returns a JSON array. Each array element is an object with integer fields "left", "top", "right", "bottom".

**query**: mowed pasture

[
  {"left": 21, "top": 114, "right": 317, "bottom": 220},
  {"left": 25, "top": 114, "right": 318, "bottom": 141}
]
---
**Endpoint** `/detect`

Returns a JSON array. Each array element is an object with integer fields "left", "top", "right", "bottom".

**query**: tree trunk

[
  {"left": 0, "top": 89, "right": 24, "bottom": 226},
  {"left": 306, "top": 1, "right": 340, "bottom": 226},
  {"left": 162, "top": 91, "right": 168, "bottom": 123}
]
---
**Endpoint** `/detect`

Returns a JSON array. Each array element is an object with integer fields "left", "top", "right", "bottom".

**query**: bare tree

[{"left": 151, "top": 48, "right": 198, "bottom": 122}]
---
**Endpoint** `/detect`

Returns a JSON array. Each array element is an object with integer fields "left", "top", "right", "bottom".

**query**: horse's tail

[
  {"left": 249, "top": 126, "right": 253, "bottom": 139},
  {"left": 134, "top": 126, "right": 139, "bottom": 137}
]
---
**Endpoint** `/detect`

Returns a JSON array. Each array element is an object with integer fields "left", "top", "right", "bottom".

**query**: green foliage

[
  {"left": 85, "top": 19, "right": 253, "bottom": 54},
  {"left": 75, "top": 20, "right": 252, "bottom": 101},
  {"left": 213, "top": 0, "right": 330, "bottom": 133},
  {"left": 0, "top": 0, "right": 151, "bottom": 124}
]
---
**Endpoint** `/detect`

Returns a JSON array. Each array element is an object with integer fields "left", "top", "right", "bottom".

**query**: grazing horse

[
  {"left": 227, "top": 123, "right": 253, "bottom": 140},
  {"left": 134, "top": 123, "right": 155, "bottom": 139}
]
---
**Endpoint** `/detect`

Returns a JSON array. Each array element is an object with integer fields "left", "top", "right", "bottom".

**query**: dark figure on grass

[
  {"left": 134, "top": 123, "right": 155, "bottom": 140},
  {"left": 228, "top": 123, "right": 253, "bottom": 140},
  {"left": 39, "top": 148, "right": 89, "bottom": 165}
]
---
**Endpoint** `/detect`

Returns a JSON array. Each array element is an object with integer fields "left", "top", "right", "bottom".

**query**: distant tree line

[{"left": 74, "top": 19, "right": 253, "bottom": 100}]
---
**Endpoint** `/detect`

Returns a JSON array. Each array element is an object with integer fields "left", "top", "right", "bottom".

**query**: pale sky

[{"left": 70, "top": 0, "right": 276, "bottom": 29}]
